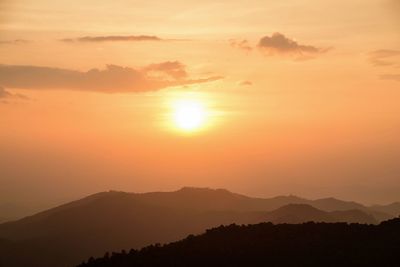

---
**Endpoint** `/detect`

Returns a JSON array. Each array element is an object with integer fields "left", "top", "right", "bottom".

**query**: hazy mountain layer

[{"left": 0, "top": 188, "right": 396, "bottom": 267}]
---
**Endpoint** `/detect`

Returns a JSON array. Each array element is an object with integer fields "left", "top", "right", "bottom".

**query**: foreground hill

[
  {"left": 78, "top": 218, "right": 400, "bottom": 267},
  {"left": 0, "top": 188, "right": 395, "bottom": 267}
]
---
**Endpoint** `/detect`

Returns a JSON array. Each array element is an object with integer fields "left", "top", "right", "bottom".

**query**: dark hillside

[{"left": 78, "top": 218, "right": 400, "bottom": 267}]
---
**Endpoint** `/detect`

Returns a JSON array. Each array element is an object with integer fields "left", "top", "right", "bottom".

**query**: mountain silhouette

[
  {"left": 260, "top": 204, "right": 377, "bottom": 224},
  {"left": 76, "top": 218, "right": 400, "bottom": 267},
  {"left": 0, "top": 188, "right": 396, "bottom": 267},
  {"left": 370, "top": 202, "right": 400, "bottom": 217},
  {"left": 0, "top": 203, "right": 33, "bottom": 223}
]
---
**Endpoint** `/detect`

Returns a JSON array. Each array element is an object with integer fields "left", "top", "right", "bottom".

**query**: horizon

[
  {"left": 51, "top": 186, "right": 400, "bottom": 206},
  {"left": 2, "top": 186, "right": 399, "bottom": 222}
]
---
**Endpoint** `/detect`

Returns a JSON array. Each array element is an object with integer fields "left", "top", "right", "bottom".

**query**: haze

[{"left": 1, "top": 0, "right": 399, "bottom": 216}]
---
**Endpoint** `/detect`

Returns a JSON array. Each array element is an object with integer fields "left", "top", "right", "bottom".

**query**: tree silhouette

[{"left": 77, "top": 218, "right": 400, "bottom": 267}]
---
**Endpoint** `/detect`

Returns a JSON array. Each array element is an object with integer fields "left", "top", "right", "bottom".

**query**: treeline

[{"left": 77, "top": 218, "right": 400, "bottom": 267}]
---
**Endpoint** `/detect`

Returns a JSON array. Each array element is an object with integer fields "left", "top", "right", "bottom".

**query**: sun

[{"left": 172, "top": 99, "right": 207, "bottom": 132}]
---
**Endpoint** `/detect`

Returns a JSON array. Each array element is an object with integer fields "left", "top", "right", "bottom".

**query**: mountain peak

[{"left": 177, "top": 187, "right": 233, "bottom": 194}]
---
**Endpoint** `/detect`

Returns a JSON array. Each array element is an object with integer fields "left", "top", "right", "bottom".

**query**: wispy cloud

[
  {"left": 0, "top": 86, "right": 29, "bottom": 104},
  {"left": 368, "top": 50, "right": 400, "bottom": 67},
  {"left": 60, "top": 35, "right": 162, "bottom": 43},
  {"left": 0, "top": 39, "right": 30, "bottom": 45},
  {"left": 239, "top": 80, "right": 252, "bottom": 86},
  {"left": 380, "top": 74, "right": 400, "bottom": 82},
  {"left": 229, "top": 39, "right": 252, "bottom": 52},
  {"left": 0, "top": 87, "right": 11, "bottom": 98},
  {"left": 368, "top": 49, "right": 400, "bottom": 82},
  {"left": 0, "top": 63, "right": 222, "bottom": 93}
]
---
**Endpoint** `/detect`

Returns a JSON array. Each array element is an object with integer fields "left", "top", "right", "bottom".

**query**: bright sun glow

[{"left": 172, "top": 99, "right": 207, "bottom": 132}]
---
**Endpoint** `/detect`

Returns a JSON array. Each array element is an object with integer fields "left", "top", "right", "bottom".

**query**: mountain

[
  {"left": 76, "top": 218, "right": 400, "bottom": 267},
  {"left": 0, "top": 203, "right": 33, "bottom": 223},
  {"left": 260, "top": 204, "right": 377, "bottom": 224},
  {"left": 123, "top": 187, "right": 310, "bottom": 212},
  {"left": 370, "top": 202, "right": 400, "bottom": 217},
  {"left": 0, "top": 188, "right": 395, "bottom": 267},
  {"left": 0, "top": 190, "right": 258, "bottom": 267},
  {"left": 305, "top": 197, "right": 393, "bottom": 221},
  {"left": 309, "top": 197, "right": 366, "bottom": 211}
]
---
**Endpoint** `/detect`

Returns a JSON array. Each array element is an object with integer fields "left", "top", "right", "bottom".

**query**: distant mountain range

[
  {"left": 0, "top": 187, "right": 398, "bottom": 267},
  {"left": 260, "top": 203, "right": 377, "bottom": 224},
  {"left": 77, "top": 218, "right": 400, "bottom": 267},
  {"left": 370, "top": 202, "right": 400, "bottom": 217}
]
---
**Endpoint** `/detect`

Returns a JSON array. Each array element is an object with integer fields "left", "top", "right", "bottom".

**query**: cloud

[
  {"left": 0, "top": 87, "right": 29, "bottom": 103},
  {"left": 229, "top": 33, "right": 328, "bottom": 60},
  {"left": 61, "top": 35, "right": 162, "bottom": 43},
  {"left": 368, "top": 50, "right": 400, "bottom": 67},
  {"left": 258, "top": 32, "right": 326, "bottom": 56},
  {"left": 230, "top": 39, "right": 252, "bottom": 52},
  {"left": 239, "top": 80, "right": 252, "bottom": 86},
  {"left": 0, "top": 39, "right": 30, "bottom": 45},
  {"left": 0, "top": 87, "right": 11, "bottom": 98},
  {"left": 368, "top": 50, "right": 400, "bottom": 82},
  {"left": 380, "top": 74, "right": 400, "bottom": 82},
  {"left": 0, "top": 63, "right": 222, "bottom": 93},
  {"left": 143, "top": 61, "right": 188, "bottom": 80}
]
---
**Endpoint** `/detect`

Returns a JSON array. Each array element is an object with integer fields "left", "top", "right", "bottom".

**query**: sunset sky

[{"left": 0, "top": 0, "right": 399, "bottom": 211}]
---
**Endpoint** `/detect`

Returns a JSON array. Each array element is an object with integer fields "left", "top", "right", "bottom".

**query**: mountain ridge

[
  {"left": 0, "top": 187, "right": 397, "bottom": 267},
  {"left": 1, "top": 187, "right": 395, "bottom": 225}
]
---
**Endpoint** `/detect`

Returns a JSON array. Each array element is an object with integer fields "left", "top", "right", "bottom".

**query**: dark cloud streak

[
  {"left": 0, "top": 39, "right": 30, "bottom": 45},
  {"left": 61, "top": 35, "right": 162, "bottom": 43},
  {"left": 239, "top": 80, "right": 252, "bottom": 86}
]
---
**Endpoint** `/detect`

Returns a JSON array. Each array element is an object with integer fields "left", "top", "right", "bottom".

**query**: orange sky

[{"left": 0, "top": 0, "right": 399, "bottom": 210}]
